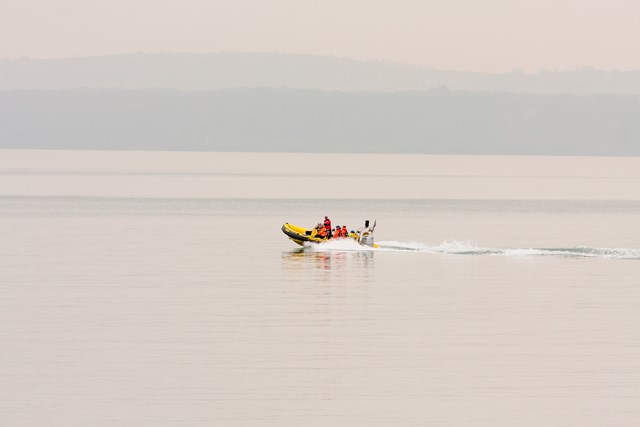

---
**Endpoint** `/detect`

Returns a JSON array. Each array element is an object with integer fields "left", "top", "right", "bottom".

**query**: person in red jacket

[{"left": 324, "top": 216, "right": 332, "bottom": 238}]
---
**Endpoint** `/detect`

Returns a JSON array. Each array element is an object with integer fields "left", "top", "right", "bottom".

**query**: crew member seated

[{"left": 334, "top": 225, "right": 342, "bottom": 238}]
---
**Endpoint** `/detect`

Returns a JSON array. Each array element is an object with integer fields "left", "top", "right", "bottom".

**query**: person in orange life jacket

[
  {"left": 341, "top": 226, "right": 348, "bottom": 237},
  {"left": 317, "top": 225, "right": 328, "bottom": 238},
  {"left": 324, "top": 216, "right": 332, "bottom": 237},
  {"left": 334, "top": 225, "right": 342, "bottom": 238}
]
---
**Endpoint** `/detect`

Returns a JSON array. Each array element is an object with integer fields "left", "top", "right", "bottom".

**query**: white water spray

[{"left": 305, "top": 239, "right": 640, "bottom": 259}]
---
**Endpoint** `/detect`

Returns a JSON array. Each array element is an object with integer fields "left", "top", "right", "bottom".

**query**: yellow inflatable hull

[{"left": 281, "top": 223, "right": 328, "bottom": 246}]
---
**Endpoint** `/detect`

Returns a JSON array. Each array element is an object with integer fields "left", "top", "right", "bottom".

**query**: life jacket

[
  {"left": 334, "top": 227, "right": 341, "bottom": 238},
  {"left": 341, "top": 227, "right": 348, "bottom": 237},
  {"left": 318, "top": 227, "right": 327, "bottom": 238}
]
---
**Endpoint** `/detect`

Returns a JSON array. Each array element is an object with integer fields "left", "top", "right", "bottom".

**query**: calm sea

[{"left": 1, "top": 151, "right": 639, "bottom": 426}]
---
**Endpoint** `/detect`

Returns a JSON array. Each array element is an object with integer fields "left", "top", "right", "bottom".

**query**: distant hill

[
  {"left": 2, "top": 88, "right": 639, "bottom": 155},
  {"left": 2, "top": 53, "right": 640, "bottom": 94}
]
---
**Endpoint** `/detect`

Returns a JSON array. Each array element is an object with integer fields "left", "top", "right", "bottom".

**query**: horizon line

[{"left": 2, "top": 51, "right": 639, "bottom": 75}]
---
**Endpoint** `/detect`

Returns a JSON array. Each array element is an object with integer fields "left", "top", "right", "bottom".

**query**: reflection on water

[{"left": 281, "top": 248, "right": 375, "bottom": 282}]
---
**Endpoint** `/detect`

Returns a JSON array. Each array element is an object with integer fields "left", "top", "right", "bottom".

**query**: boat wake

[{"left": 306, "top": 239, "right": 640, "bottom": 259}]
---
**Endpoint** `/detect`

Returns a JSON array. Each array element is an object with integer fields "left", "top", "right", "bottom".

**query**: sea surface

[{"left": 1, "top": 151, "right": 640, "bottom": 426}]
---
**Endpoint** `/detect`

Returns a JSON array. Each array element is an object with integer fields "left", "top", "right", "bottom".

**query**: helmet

[
  {"left": 351, "top": 230, "right": 355, "bottom": 233},
  {"left": 336, "top": 225, "right": 341, "bottom": 228}
]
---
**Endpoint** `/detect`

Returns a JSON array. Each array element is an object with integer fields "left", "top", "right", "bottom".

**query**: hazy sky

[{"left": 2, "top": 0, "right": 638, "bottom": 72}]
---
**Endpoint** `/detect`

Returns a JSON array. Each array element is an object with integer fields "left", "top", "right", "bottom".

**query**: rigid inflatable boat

[{"left": 282, "top": 220, "right": 378, "bottom": 248}]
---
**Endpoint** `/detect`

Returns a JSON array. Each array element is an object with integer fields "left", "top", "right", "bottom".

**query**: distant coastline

[
  {"left": 1, "top": 88, "right": 639, "bottom": 156},
  {"left": 2, "top": 53, "right": 640, "bottom": 156},
  {"left": 3, "top": 53, "right": 640, "bottom": 94}
]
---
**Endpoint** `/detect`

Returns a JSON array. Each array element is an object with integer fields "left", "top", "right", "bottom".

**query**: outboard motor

[
  {"left": 360, "top": 233, "right": 375, "bottom": 247},
  {"left": 358, "top": 219, "right": 376, "bottom": 247}
]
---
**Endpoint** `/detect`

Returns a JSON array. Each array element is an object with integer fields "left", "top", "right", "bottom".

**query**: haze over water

[{"left": 1, "top": 150, "right": 640, "bottom": 426}]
